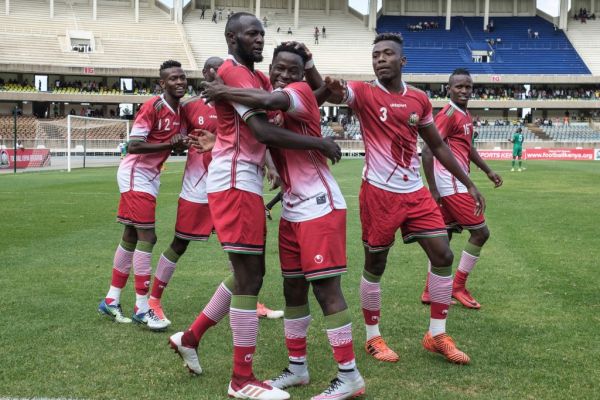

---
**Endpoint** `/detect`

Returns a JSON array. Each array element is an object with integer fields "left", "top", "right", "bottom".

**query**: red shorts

[
  {"left": 359, "top": 182, "right": 447, "bottom": 252},
  {"left": 207, "top": 188, "right": 266, "bottom": 255},
  {"left": 175, "top": 198, "right": 214, "bottom": 241},
  {"left": 439, "top": 193, "right": 486, "bottom": 233},
  {"left": 279, "top": 210, "right": 347, "bottom": 281},
  {"left": 117, "top": 190, "right": 156, "bottom": 229}
]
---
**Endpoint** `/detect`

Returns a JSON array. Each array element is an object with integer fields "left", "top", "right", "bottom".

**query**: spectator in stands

[
  {"left": 16, "top": 140, "right": 24, "bottom": 150},
  {"left": 200, "top": 6, "right": 205, "bottom": 19},
  {"left": 489, "top": 19, "right": 494, "bottom": 32},
  {"left": 53, "top": 103, "right": 59, "bottom": 118},
  {"left": 534, "top": 31, "right": 539, "bottom": 39},
  {"left": 212, "top": 11, "right": 217, "bottom": 23},
  {"left": 322, "top": 26, "right": 326, "bottom": 38},
  {"left": 218, "top": 8, "right": 223, "bottom": 20},
  {"left": 314, "top": 29, "right": 320, "bottom": 44},
  {"left": 287, "top": 26, "right": 293, "bottom": 35},
  {"left": 277, "top": 26, "right": 281, "bottom": 33},
  {"left": 528, "top": 27, "right": 532, "bottom": 38}
]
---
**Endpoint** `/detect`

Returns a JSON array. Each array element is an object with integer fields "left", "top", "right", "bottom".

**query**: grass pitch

[{"left": 0, "top": 159, "right": 598, "bottom": 399}]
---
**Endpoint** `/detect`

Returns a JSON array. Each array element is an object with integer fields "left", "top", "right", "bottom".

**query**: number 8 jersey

[{"left": 346, "top": 80, "right": 433, "bottom": 193}]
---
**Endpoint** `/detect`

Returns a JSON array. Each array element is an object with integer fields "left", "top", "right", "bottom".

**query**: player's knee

[
  {"left": 170, "top": 237, "right": 189, "bottom": 255},
  {"left": 472, "top": 227, "right": 490, "bottom": 245},
  {"left": 137, "top": 229, "right": 157, "bottom": 245},
  {"left": 283, "top": 278, "right": 309, "bottom": 305},
  {"left": 122, "top": 226, "right": 138, "bottom": 243},
  {"left": 432, "top": 248, "right": 454, "bottom": 268},
  {"left": 312, "top": 277, "right": 346, "bottom": 313}
]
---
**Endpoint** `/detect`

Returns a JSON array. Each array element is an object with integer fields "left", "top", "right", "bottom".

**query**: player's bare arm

[
  {"left": 127, "top": 136, "right": 188, "bottom": 154},
  {"left": 246, "top": 113, "right": 342, "bottom": 164},
  {"left": 202, "top": 79, "right": 291, "bottom": 111},
  {"left": 419, "top": 123, "right": 486, "bottom": 215},
  {"left": 469, "top": 147, "right": 503, "bottom": 188},
  {"left": 420, "top": 144, "right": 441, "bottom": 203},
  {"left": 323, "top": 76, "right": 347, "bottom": 104},
  {"left": 264, "top": 150, "right": 282, "bottom": 190},
  {"left": 188, "top": 129, "right": 216, "bottom": 153}
]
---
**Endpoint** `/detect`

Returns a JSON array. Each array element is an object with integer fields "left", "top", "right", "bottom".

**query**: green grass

[{"left": 1, "top": 160, "right": 599, "bottom": 399}]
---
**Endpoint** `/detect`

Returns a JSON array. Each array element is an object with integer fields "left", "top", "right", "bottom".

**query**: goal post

[{"left": 35, "top": 116, "right": 130, "bottom": 172}]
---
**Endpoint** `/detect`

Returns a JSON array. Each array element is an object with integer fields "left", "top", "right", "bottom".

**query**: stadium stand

[
  {"left": 565, "top": 19, "right": 600, "bottom": 75},
  {"left": 183, "top": 8, "right": 374, "bottom": 75},
  {"left": 542, "top": 123, "right": 600, "bottom": 142},
  {"left": 377, "top": 16, "right": 591, "bottom": 74},
  {"left": 0, "top": 0, "right": 193, "bottom": 70}
]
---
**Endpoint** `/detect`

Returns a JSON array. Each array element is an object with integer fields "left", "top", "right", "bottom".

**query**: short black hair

[
  {"left": 373, "top": 32, "right": 404, "bottom": 46},
  {"left": 450, "top": 68, "right": 471, "bottom": 78},
  {"left": 225, "top": 12, "right": 257, "bottom": 35},
  {"left": 203, "top": 56, "right": 224, "bottom": 71},
  {"left": 273, "top": 43, "right": 309, "bottom": 64},
  {"left": 159, "top": 60, "right": 182, "bottom": 77}
]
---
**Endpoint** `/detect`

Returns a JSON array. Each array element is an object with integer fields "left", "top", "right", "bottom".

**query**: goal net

[{"left": 35, "top": 116, "right": 130, "bottom": 171}]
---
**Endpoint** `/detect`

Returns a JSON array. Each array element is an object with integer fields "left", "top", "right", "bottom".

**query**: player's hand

[
  {"left": 269, "top": 112, "right": 284, "bottom": 127},
  {"left": 170, "top": 134, "right": 188, "bottom": 151},
  {"left": 281, "top": 41, "right": 313, "bottom": 62},
  {"left": 467, "top": 185, "right": 486, "bottom": 216},
  {"left": 487, "top": 170, "right": 503, "bottom": 188},
  {"left": 188, "top": 129, "right": 216, "bottom": 153},
  {"left": 200, "top": 73, "right": 226, "bottom": 103},
  {"left": 319, "top": 137, "right": 342, "bottom": 165},
  {"left": 429, "top": 187, "right": 442, "bottom": 204},
  {"left": 266, "top": 167, "right": 282, "bottom": 191},
  {"left": 324, "top": 76, "right": 347, "bottom": 100}
]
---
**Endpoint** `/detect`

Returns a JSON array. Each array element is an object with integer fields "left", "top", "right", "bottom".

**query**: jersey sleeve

[
  {"left": 433, "top": 110, "right": 453, "bottom": 140},
  {"left": 281, "top": 82, "right": 313, "bottom": 121},
  {"left": 129, "top": 101, "right": 156, "bottom": 141},
  {"left": 220, "top": 66, "right": 267, "bottom": 122},
  {"left": 345, "top": 81, "right": 364, "bottom": 109},
  {"left": 418, "top": 93, "right": 434, "bottom": 128}
]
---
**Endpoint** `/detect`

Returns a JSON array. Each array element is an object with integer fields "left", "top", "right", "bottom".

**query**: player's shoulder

[
  {"left": 285, "top": 80, "right": 311, "bottom": 94},
  {"left": 140, "top": 95, "right": 163, "bottom": 111},
  {"left": 181, "top": 96, "right": 205, "bottom": 109},
  {"left": 405, "top": 84, "right": 430, "bottom": 101}
]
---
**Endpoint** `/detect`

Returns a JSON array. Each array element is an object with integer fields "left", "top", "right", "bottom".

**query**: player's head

[
  {"left": 202, "top": 57, "right": 224, "bottom": 82},
  {"left": 447, "top": 68, "right": 473, "bottom": 108},
  {"left": 372, "top": 33, "right": 406, "bottom": 82},
  {"left": 269, "top": 43, "right": 308, "bottom": 89},
  {"left": 159, "top": 60, "right": 186, "bottom": 99},
  {"left": 516, "top": 127, "right": 522, "bottom": 133},
  {"left": 225, "top": 12, "right": 264, "bottom": 64}
]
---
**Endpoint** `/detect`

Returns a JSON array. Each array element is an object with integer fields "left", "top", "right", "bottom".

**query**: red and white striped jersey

[
  {"left": 117, "top": 95, "right": 183, "bottom": 196},
  {"left": 179, "top": 97, "right": 217, "bottom": 203},
  {"left": 207, "top": 55, "right": 272, "bottom": 196},
  {"left": 346, "top": 80, "right": 434, "bottom": 194},
  {"left": 433, "top": 101, "right": 473, "bottom": 197},
  {"left": 270, "top": 81, "right": 346, "bottom": 222}
]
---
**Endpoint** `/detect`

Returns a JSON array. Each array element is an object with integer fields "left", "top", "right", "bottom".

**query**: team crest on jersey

[{"left": 407, "top": 112, "right": 419, "bottom": 126}]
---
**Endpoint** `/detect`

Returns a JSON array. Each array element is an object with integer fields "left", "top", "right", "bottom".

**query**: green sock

[
  {"left": 120, "top": 240, "right": 136, "bottom": 252},
  {"left": 519, "top": 160, "right": 522, "bottom": 168},
  {"left": 324, "top": 308, "right": 351, "bottom": 329},
  {"left": 285, "top": 304, "right": 310, "bottom": 319},
  {"left": 362, "top": 269, "right": 382, "bottom": 283},
  {"left": 231, "top": 295, "right": 257, "bottom": 310},
  {"left": 136, "top": 241, "right": 154, "bottom": 253},
  {"left": 163, "top": 246, "right": 181, "bottom": 263},
  {"left": 512, "top": 159, "right": 515, "bottom": 167},
  {"left": 222, "top": 274, "right": 235, "bottom": 292},
  {"left": 465, "top": 242, "right": 482, "bottom": 257},
  {"left": 431, "top": 265, "right": 452, "bottom": 277}
]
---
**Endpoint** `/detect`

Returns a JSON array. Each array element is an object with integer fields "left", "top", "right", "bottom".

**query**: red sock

[
  {"left": 453, "top": 270, "right": 468, "bottom": 290},
  {"left": 134, "top": 274, "right": 151, "bottom": 296},
  {"left": 188, "top": 313, "right": 217, "bottom": 344},
  {"left": 150, "top": 278, "right": 167, "bottom": 299},
  {"left": 233, "top": 345, "right": 256, "bottom": 382},
  {"left": 111, "top": 269, "right": 129, "bottom": 289},
  {"left": 285, "top": 337, "right": 307, "bottom": 358}
]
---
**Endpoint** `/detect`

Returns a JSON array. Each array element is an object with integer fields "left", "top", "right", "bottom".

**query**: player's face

[
  {"left": 160, "top": 67, "right": 187, "bottom": 99},
  {"left": 448, "top": 75, "right": 473, "bottom": 107},
  {"left": 202, "top": 60, "right": 224, "bottom": 82},
  {"left": 269, "top": 52, "right": 304, "bottom": 89},
  {"left": 232, "top": 16, "right": 265, "bottom": 64},
  {"left": 372, "top": 41, "right": 406, "bottom": 82}
]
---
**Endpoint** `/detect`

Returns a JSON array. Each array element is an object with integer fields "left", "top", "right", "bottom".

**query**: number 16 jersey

[{"left": 346, "top": 80, "right": 433, "bottom": 194}]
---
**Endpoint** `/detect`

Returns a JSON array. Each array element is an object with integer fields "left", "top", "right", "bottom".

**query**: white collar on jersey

[
  {"left": 375, "top": 79, "right": 407, "bottom": 96},
  {"left": 449, "top": 100, "right": 468, "bottom": 116},
  {"left": 227, "top": 54, "right": 256, "bottom": 73},
  {"left": 160, "top": 94, "right": 179, "bottom": 115}
]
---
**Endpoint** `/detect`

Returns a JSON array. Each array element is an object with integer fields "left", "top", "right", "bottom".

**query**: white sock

[
  {"left": 135, "top": 294, "right": 149, "bottom": 313},
  {"left": 338, "top": 359, "right": 360, "bottom": 381},
  {"left": 429, "top": 318, "right": 447, "bottom": 337},
  {"left": 288, "top": 356, "right": 308, "bottom": 376},
  {"left": 106, "top": 286, "right": 122, "bottom": 304},
  {"left": 365, "top": 323, "right": 381, "bottom": 340}
]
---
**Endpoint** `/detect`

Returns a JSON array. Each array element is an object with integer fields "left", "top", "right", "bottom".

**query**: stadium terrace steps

[
  {"left": 183, "top": 9, "right": 375, "bottom": 76},
  {"left": 377, "top": 16, "right": 590, "bottom": 75},
  {"left": 565, "top": 19, "right": 600, "bottom": 75},
  {"left": 0, "top": 0, "right": 191, "bottom": 70}
]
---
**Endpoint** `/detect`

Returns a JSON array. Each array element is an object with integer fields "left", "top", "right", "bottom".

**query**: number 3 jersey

[
  {"left": 117, "top": 95, "right": 184, "bottom": 196},
  {"left": 179, "top": 97, "right": 216, "bottom": 204},
  {"left": 433, "top": 101, "right": 474, "bottom": 197},
  {"left": 346, "top": 80, "right": 434, "bottom": 194}
]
